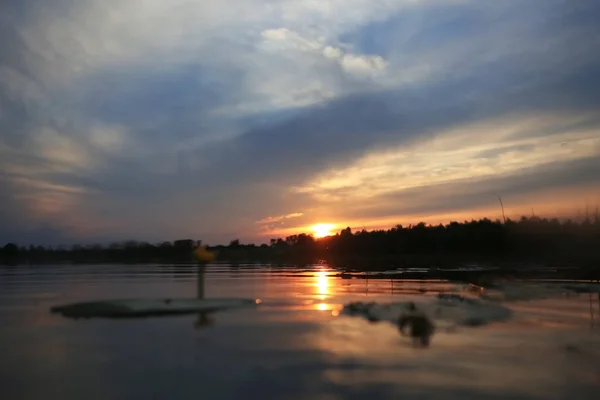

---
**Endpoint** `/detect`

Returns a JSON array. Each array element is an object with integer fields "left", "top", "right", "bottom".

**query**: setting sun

[{"left": 311, "top": 224, "right": 334, "bottom": 238}]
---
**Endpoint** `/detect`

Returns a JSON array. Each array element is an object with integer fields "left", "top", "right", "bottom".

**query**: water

[{"left": 1, "top": 264, "right": 599, "bottom": 399}]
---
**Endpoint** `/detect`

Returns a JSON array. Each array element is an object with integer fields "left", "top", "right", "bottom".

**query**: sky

[{"left": 1, "top": 0, "right": 599, "bottom": 246}]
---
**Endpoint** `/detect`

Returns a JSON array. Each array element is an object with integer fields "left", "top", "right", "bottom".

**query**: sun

[{"left": 311, "top": 224, "right": 334, "bottom": 238}]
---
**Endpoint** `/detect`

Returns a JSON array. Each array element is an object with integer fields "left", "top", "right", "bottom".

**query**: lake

[{"left": 1, "top": 264, "right": 599, "bottom": 399}]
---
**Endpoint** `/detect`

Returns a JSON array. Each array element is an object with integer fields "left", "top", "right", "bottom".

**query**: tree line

[{"left": 1, "top": 215, "right": 599, "bottom": 268}]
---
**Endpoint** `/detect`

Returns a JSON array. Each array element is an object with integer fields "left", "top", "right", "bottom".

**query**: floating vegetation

[
  {"left": 340, "top": 294, "right": 513, "bottom": 341},
  {"left": 51, "top": 298, "right": 260, "bottom": 319}
]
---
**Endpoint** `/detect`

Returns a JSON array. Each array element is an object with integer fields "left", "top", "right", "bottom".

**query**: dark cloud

[
  {"left": 197, "top": 54, "right": 600, "bottom": 188},
  {"left": 65, "top": 62, "right": 248, "bottom": 144}
]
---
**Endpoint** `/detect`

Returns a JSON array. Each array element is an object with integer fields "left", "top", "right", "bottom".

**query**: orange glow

[
  {"left": 311, "top": 223, "right": 334, "bottom": 238},
  {"left": 314, "top": 270, "right": 332, "bottom": 311},
  {"left": 316, "top": 271, "right": 329, "bottom": 295},
  {"left": 314, "top": 303, "right": 344, "bottom": 312},
  {"left": 312, "top": 303, "right": 344, "bottom": 312}
]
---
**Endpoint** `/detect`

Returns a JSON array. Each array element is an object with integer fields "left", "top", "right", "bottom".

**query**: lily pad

[
  {"left": 341, "top": 294, "right": 513, "bottom": 329},
  {"left": 51, "top": 298, "right": 260, "bottom": 319}
]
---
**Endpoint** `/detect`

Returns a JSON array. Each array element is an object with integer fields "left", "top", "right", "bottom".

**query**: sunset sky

[{"left": 1, "top": 0, "right": 599, "bottom": 245}]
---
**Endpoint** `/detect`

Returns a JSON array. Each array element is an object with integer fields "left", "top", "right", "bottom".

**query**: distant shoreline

[{"left": 2, "top": 215, "right": 598, "bottom": 281}]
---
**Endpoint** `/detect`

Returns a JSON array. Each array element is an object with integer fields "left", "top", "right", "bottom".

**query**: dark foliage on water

[{"left": 2, "top": 216, "right": 599, "bottom": 270}]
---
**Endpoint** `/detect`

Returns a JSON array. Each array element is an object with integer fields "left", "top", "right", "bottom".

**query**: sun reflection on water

[
  {"left": 314, "top": 270, "right": 331, "bottom": 310},
  {"left": 316, "top": 271, "right": 329, "bottom": 295}
]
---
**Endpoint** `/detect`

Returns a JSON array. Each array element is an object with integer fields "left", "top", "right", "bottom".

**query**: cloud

[
  {"left": 292, "top": 113, "right": 600, "bottom": 201},
  {"left": 1, "top": 0, "right": 599, "bottom": 244},
  {"left": 345, "top": 155, "right": 600, "bottom": 222},
  {"left": 256, "top": 213, "right": 304, "bottom": 225}
]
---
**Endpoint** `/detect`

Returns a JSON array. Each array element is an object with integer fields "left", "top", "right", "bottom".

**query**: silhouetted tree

[{"left": 2, "top": 215, "right": 598, "bottom": 271}]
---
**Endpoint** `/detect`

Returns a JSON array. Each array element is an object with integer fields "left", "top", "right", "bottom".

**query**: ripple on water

[{"left": 0, "top": 265, "right": 599, "bottom": 399}]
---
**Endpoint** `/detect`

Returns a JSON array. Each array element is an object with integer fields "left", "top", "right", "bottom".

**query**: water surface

[{"left": 1, "top": 264, "right": 599, "bottom": 399}]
